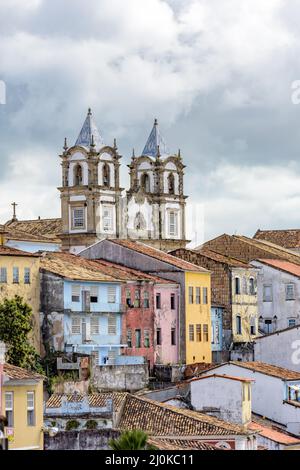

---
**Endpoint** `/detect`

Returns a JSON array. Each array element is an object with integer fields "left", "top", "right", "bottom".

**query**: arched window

[
  {"left": 236, "top": 315, "right": 242, "bottom": 335},
  {"left": 134, "top": 212, "right": 146, "bottom": 231},
  {"left": 74, "top": 164, "right": 83, "bottom": 186},
  {"left": 168, "top": 173, "right": 175, "bottom": 194},
  {"left": 102, "top": 163, "right": 110, "bottom": 187},
  {"left": 141, "top": 173, "right": 150, "bottom": 192},
  {"left": 235, "top": 277, "right": 241, "bottom": 295},
  {"left": 249, "top": 278, "right": 255, "bottom": 295}
]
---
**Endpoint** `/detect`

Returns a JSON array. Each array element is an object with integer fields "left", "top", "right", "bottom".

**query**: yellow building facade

[
  {"left": 231, "top": 267, "right": 258, "bottom": 343},
  {"left": 0, "top": 247, "right": 40, "bottom": 352},
  {"left": 1, "top": 363, "right": 44, "bottom": 450},
  {"left": 185, "top": 271, "right": 212, "bottom": 364}
]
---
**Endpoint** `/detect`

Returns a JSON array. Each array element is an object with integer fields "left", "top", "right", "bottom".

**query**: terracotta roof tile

[
  {"left": 148, "top": 437, "right": 218, "bottom": 450},
  {"left": 109, "top": 239, "right": 209, "bottom": 272},
  {"left": 46, "top": 392, "right": 127, "bottom": 411},
  {"left": 0, "top": 245, "right": 38, "bottom": 257},
  {"left": 254, "top": 229, "right": 300, "bottom": 249},
  {"left": 229, "top": 361, "right": 300, "bottom": 381},
  {"left": 118, "top": 394, "right": 253, "bottom": 436},
  {"left": 256, "top": 258, "right": 300, "bottom": 278},
  {"left": 248, "top": 421, "right": 300, "bottom": 445},
  {"left": 5, "top": 218, "right": 62, "bottom": 241},
  {"left": 172, "top": 247, "right": 251, "bottom": 268},
  {"left": 4, "top": 363, "right": 44, "bottom": 381},
  {"left": 189, "top": 374, "right": 254, "bottom": 384}
]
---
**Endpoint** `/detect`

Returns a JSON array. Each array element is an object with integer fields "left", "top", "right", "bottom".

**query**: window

[
  {"left": 24, "top": 267, "right": 30, "bottom": 284},
  {"left": 235, "top": 277, "right": 241, "bottom": 295},
  {"left": 27, "top": 391, "right": 35, "bottom": 426},
  {"left": 168, "top": 173, "right": 175, "bottom": 194},
  {"left": 289, "top": 319, "right": 296, "bottom": 328},
  {"left": 203, "top": 324, "right": 209, "bottom": 342},
  {"left": 203, "top": 287, "right": 208, "bottom": 304},
  {"left": 135, "top": 329, "right": 141, "bottom": 348},
  {"left": 196, "top": 287, "right": 201, "bottom": 304},
  {"left": 91, "top": 316, "right": 99, "bottom": 335},
  {"left": 286, "top": 283, "right": 295, "bottom": 301},
  {"left": 170, "top": 293, "right": 176, "bottom": 310},
  {"left": 134, "top": 289, "right": 141, "bottom": 308},
  {"left": 126, "top": 288, "right": 131, "bottom": 307},
  {"left": 72, "top": 207, "right": 85, "bottom": 229},
  {"left": 13, "top": 267, "right": 19, "bottom": 284},
  {"left": 249, "top": 278, "right": 255, "bottom": 295},
  {"left": 74, "top": 164, "right": 83, "bottom": 186},
  {"left": 108, "top": 315, "right": 117, "bottom": 335},
  {"left": 103, "top": 206, "right": 113, "bottom": 231},
  {"left": 141, "top": 173, "right": 150, "bottom": 192},
  {"left": 156, "top": 328, "right": 162, "bottom": 345},
  {"left": 102, "top": 163, "right": 110, "bottom": 187},
  {"left": 144, "top": 329, "right": 150, "bottom": 348},
  {"left": 171, "top": 327, "right": 176, "bottom": 345},
  {"left": 156, "top": 293, "right": 161, "bottom": 309},
  {"left": 236, "top": 315, "right": 242, "bottom": 335},
  {"left": 189, "top": 324, "right": 195, "bottom": 341},
  {"left": 250, "top": 317, "right": 256, "bottom": 336},
  {"left": 189, "top": 287, "right": 194, "bottom": 304},
  {"left": 169, "top": 211, "right": 178, "bottom": 237},
  {"left": 5, "top": 392, "right": 13, "bottom": 427},
  {"left": 90, "top": 286, "right": 98, "bottom": 303},
  {"left": 127, "top": 329, "right": 132, "bottom": 348},
  {"left": 82, "top": 290, "right": 91, "bottom": 312},
  {"left": 264, "top": 319, "right": 273, "bottom": 334},
  {"left": 108, "top": 286, "right": 116, "bottom": 303},
  {"left": 0, "top": 267, "right": 7, "bottom": 283},
  {"left": 196, "top": 324, "right": 201, "bottom": 342},
  {"left": 143, "top": 291, "right": 150, "bottom": 308},
  {"left": 263, "top": 285, "right": 272, "bottom": 302},
  {"left": 72, "top": 285, "right": 81, "bottom": 303},
  {"left": 134, "top": 212, "right": 146, "bottom": 231},
  {"left": 71, "top": 316, "right": 81, "bottom": 334},
  {"left": 107, "top": 349, "right": 117, "bottom": 364}
]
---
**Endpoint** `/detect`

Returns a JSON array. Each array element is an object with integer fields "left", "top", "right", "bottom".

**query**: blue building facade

[
  {"left": 63, "top": 280, "right": 126, "bottom": 365},
  {"left": 211, "top": 306, "right": 223, "bottom": 353}
]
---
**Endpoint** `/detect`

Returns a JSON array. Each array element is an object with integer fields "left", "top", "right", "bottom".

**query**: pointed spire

[
  {"left": 113, "top": 138, "right": 117, "bottom": 150},
  {"left": 142, "top": 118, "right": 170, "bottom": 158},
  {"left": 75, "top": 108, "right": 104, "bottom": 150},
  {"left": 63, "top": 137, "right": 68, "bottom": 152},
  {"left": 132, "top": 148, "right": 136, "bottom": 159}
]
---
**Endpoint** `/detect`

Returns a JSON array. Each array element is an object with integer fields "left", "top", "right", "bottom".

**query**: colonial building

[
  {"left": 254, "top": 229, "right": 300, "bottom": 254},
  {"left": 58, "top": 109, "right": 188, "bottom": 253}
]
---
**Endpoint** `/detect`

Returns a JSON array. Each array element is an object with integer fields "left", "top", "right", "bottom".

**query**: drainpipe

[{"left": 0, "top": 342, "right": 6, "bottom": 416}]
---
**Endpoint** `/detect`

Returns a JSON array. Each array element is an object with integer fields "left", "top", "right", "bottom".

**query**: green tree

[
  {"left": 0, "top": 295, "right": 42, "bottom": 371},
  {"left": 109, "top": 430, "right": 157, "bottom": 450}
]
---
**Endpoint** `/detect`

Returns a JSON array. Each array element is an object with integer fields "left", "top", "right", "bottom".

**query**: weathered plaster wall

[
  {"left": 91, "top": 363, "right": 149, "bottom": 391},
  {"left": 44, "top": 429, "right": 120, "bottom": 450}
]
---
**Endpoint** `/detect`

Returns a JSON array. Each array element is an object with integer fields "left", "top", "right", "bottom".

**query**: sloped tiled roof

[
  {"left": 171, "top": 247, "right": 250, "bottom": 268},
  {"left": 5, "top": 218, "right": 62, "bottom": 241},
  {"left": 205, "top": 361, "right": 300, "bottom": 381},
  {"left": 108, "top": 240, "right": 208, "bottom": 273},
  {"left": 118, "top": 395, "right": 253, "bottom": 436},
  {"left": 255, "top": 258, "right": 300, "bottom": 278},
  {"left": 94, "top": 259, "right": 171, "bottom": 284},
  {"left": 148, "top": 437, "right": 218, "bottom": 450},
  {"left": 46, "top": 392, "right": 127, "bottom": 411},
  {"left": 0, "top": 245, "right": 38, "bottom": 257},
  {"left": 189, "top": 374, "right": 253, "bottom": 384},
  {"left": 1, "top": 224, "right": 60, "bottom": 244},
  {"left": 4, "top": 363, "right": 44, "bottom": 381},
  {"left": 254, "top": 229, "right": 300, "bottom": 249},
  {"left": 248, "top": 421, "right": 300, "bottom": 446}
]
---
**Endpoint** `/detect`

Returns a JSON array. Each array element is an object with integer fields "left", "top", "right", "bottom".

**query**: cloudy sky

[{"left": 1, "top": 0, "right": 300, "bottom": 244}]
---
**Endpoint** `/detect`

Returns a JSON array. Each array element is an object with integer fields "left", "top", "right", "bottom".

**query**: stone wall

[
  {"left": 44, "top": 429, "right": 120, "bottom": 450},
  {"left": 91, "top": 363, "right": 149, "bottom": 391}
]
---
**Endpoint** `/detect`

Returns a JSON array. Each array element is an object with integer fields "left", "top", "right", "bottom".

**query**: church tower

[
  {"left": 59, "top": 109, "right": 123, "bottom": 253},
  {"left": 126, "top": 119, "right": 188, "bottom": 251}
]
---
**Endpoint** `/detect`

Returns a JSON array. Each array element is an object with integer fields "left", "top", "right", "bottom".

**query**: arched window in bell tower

[
  {"left": 103, "top": 163, "right": 110, "bottom": 187},
  {"left": 141, "top": 173, "right": 150, "bottom": 192},
  {"left": 74, "top": 164, "right": 83, "bottom": 186},
  {"left": 168, "top": 173, "right": 175, "bottom": 194}
]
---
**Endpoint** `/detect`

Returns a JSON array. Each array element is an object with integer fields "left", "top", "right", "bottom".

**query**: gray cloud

[{"left": 1, "top": 0, "right": 300, "bottom": 241}]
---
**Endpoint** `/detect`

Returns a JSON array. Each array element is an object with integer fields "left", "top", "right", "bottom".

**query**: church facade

[{"left": 59, "top": 109, "right": 188, "bottom": 253}]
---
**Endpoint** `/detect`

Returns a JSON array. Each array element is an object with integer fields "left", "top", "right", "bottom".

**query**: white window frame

[
  {"left": 91, "top": 316, "right": 100, "bottom": 335},
  {"left": 13, "top": 266, "right": 19, "bottom": 284},
  {"left": 107, "top": 286, "right": 116, "bottom": 303},
  {"left": 286, "top": 283, "right": 295, "bottom": 301},
  {"left": 5, "top": 391, "right": 13, "bottom": 427},
  {"left": 24, "top": 267, "right": 31, "bottom": 284},
  {"left": 71, "top": 316, "right": 81, "bottom": 335},
  {"left": 27, "top": 391, "right": 35, "bottom": 426},
  {"left": 168, "top": 210, "right": 178, "bottom": 237},
  {"left": 102, "top": 206, "right": 113, "bottom": 232},
  {"left": 0, "top": 267, "right": 7, "bottom": 283},
  {"left": 71, "top": 206, "right": 85, "bottom": 230}
]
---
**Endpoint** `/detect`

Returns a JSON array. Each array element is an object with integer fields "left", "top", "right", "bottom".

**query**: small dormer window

[
  {"left": 74, "top": 164, "right": 83, "bottom": 186},
  {"left": 103, "top": 163, "right": 110, "bottom": 187},
  {"left": 168, "top": 173, "right": 175, "bottom": 194}
]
